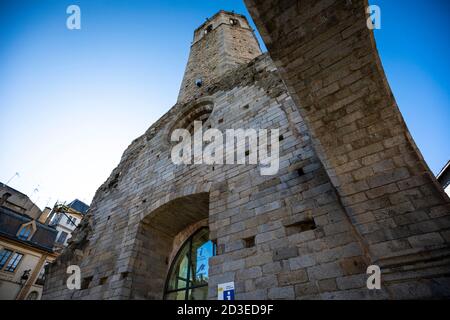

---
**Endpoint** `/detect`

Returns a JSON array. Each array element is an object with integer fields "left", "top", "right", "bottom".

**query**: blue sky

[{"left": 0, "top": 1, "right": 448, "bottom": 209}]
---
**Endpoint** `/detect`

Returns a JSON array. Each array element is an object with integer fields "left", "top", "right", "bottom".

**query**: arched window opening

[
  {"left": 168, "top": 100, "right": 214, "bottom": 142},
  {"left": 204, "top": 25, "right": 213, "bottom": 34},
  {"left": 164, "top": 227, "right": 215, "bottom": 300},
  {"left": 229, "top": 18, "right": 240, "bottom": 26},
  {"left": 26, "top": 291, "right": 39, "bottom": 300}
]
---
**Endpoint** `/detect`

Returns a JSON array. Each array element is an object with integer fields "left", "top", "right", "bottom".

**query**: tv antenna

[{"left": 6, "top": 172, "right": 20, "bottom": 185}]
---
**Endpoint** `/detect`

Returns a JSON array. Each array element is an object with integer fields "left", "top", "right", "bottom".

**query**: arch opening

[
  {"left": 164, "top": 227, "right": 215, "bottom": 300},
  {"left": 130, "top": 192, "right": 211, "bottom": 299}
]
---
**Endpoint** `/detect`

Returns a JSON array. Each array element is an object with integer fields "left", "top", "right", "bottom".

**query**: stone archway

[
  {"left": 244, "top": 0, "right": 450, "bottom": 263},
  {"left": 127, "top": 192, "right": 210, "bottom": 299}
]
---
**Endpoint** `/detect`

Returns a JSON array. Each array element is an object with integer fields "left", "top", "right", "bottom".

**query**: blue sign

[
  {"left": 218, "top": 281, "right": 235, "bottom": 300},
  {"left": 223, "top": 289, "right": 235, "bottom": 300}
]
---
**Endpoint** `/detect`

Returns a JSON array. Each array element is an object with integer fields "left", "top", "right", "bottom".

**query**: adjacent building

[
  {"left": 0, "top": 183, "right": 58, "bottom": 300},
  {"left": 437, "top": 161, "right": 450, "bottom": 197},
  {"left": 49, "top": 199, "right": 89, "bottom": 250}
]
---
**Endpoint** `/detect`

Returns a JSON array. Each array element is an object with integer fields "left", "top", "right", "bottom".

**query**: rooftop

[
  {"left": 68, "top": 199, "right": 90, "bottom": 214},
  {"left": 0, "top": 205, "right": 57, "bottom": 253}
]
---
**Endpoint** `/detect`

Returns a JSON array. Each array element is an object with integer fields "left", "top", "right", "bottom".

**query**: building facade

[
  {"left": 0, "top": 183, "right": 57, "bottom": 300},
  {"left": 43, "top": 6, "right": 450, "bottom": 300}
]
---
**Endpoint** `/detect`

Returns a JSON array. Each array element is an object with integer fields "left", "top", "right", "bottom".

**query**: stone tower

[
  {"left": 177, "top": 10, "right": 262, "bottom": 103},
  {"left": 42, "top": 7, "right": 450, "bottom": 301}
]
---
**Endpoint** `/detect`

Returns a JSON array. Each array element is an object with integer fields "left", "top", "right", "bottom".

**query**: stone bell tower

[{"left": 177, "top": 10, "right": 262, "bottom": 103}]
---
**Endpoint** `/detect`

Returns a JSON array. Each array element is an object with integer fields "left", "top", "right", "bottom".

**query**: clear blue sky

[{"left": 0, "top": 1, "right": 448, "bottom": 209}]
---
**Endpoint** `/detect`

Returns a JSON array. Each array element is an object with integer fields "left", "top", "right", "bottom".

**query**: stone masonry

[
  {"left": 43, "top": 7, "right": 450, "bottom": 300},
  {"left": 244, "top": 0, "right": 450, "bottom": 297}
]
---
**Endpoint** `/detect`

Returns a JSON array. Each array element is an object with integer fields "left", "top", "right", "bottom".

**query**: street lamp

[{"left": 20, "top": 269, "right": 31, "bottom": 284}]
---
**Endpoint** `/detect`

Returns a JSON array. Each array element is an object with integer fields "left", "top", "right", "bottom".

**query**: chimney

[
  {"left": 39, "top": 207, "right": 52, "bottom": 224},
  {"left": 0, "top": 192, "right": 12, "bottom": 207}
]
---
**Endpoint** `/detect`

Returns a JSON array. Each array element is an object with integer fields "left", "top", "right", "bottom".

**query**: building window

[
  {"left": 164, "top": 227, "right": 215, "bottom": 300},
  {"left": 56, "top": 231, "right": 68, "bottom": 244},
  {"left": 66, "top": 216, "right": 76, "bottom": 226},
  {"left": 17, "top": 225, "right": 33, "bottom": 240},
  {"left": 35, "top": 262, "right": 49, "bottom": 286},
  {"left": 4, "top": 252, "right": 24, "bottom": 272},
  {"left": 52, "top": 213, "right": 62, "bottom": 225},
  {"left": 0, "top": 248, "right": 13, "bottom": 269},
  {"left": 443, "top": 180, "right": 450, "bottom": 190}
]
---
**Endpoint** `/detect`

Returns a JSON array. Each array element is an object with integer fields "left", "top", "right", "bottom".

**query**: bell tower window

[
  {"left": 229, "top": 18, "right": 239, "bottom": 26},
  {"left": 204, "top": 25, "right": 213, "bottom": 34}
]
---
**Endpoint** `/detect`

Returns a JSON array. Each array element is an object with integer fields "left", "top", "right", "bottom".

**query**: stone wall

[
  {"left": 44, "top": 52, "right": 376, "bottom": 299},
  {"left": 244, "top": 0, "right": 450, "bottom": 297}
]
